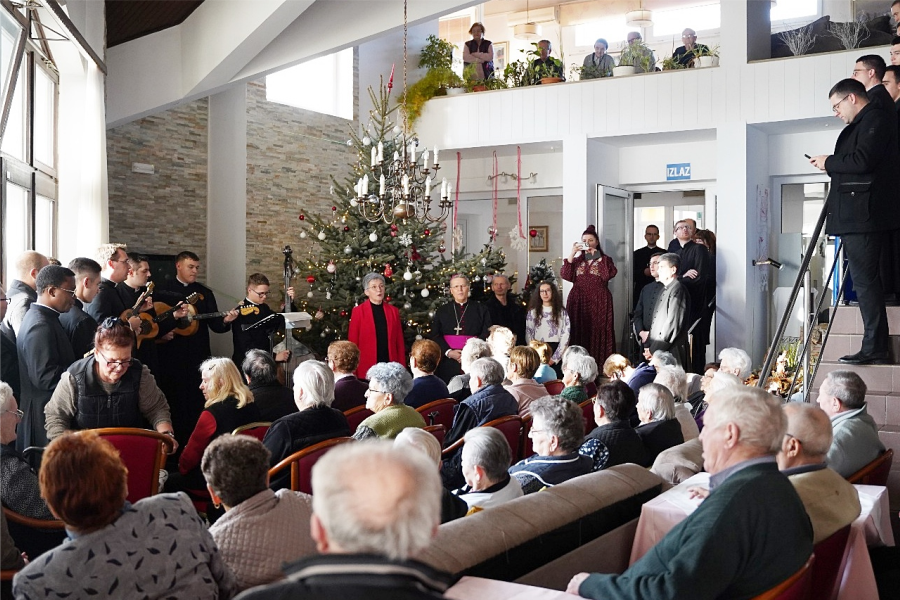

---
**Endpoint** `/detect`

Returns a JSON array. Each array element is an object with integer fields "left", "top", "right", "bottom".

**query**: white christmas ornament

[
  {"left": 428, "top": 311, "right": 434, "bottom": 318},
  {"left": 362, "top": 136, "right": 371, "bottom": 146},
  {"left": 398, "top": 233, "right": 413, "bottom": 247},
  {"left": 326, "top": 261, "right": 337, "bottom": 274},
  {"left": 350, "top": 199, "right": 358, "bottom": 207},
  {"left": 403, "top": 268, "right": 413, "bottom": 281},
  {"left": 508, "top": 229, "right": 528, "bottom": 252},
  {"left": 344, "top": 245, "right": 352, "bottom": 254},
  {"left": 421, "top": 288, "right": 430, "bottom": 298},
  {"left": 326, "top": 291, "right": 332, "bottom": 300},
  {"left": 299, "top": 231, "right": 307, "bottom": 239},
  {"left": 392, "top": 125, "right": 401, "bottom": 135},
  {"left": 415, "top": 335, "right": 423, "bottom": 340},
  {"left": 369, "top": 232, "right": 378, "bottom": 242},
  {"left": 317, "top": 231, "right": 326, "bottom": 241},
  {"left": 307, "top": 291, "right": 314, "bottom": 298},
  {"left": 315, "top": 310, "right": 325, "bottom": 320},
  {"left": 403, "top": 302, "right": 412, "bottom": 310}
]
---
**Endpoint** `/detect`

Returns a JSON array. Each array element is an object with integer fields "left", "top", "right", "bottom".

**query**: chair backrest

[
  {"left": 543, "top": 380, "right": 565, "bottom": 395},
  {"left": 810, "top": 524, "right": 851, "bottom": 600},
  {"left": 416, "top": 398, "right": 457, "bottom": 429},
  {"left": 2, "top": 506, "right": 67, "bottom": 560},
  {"left": 93, "top": 427, "right": 174, "bottom": 504},
  {"left": 343, "top": 406, "right": 374, "bottom": 433},
  {"left": 579, "top": 399, "right": 596, "bottom": 435},
  {"left": 585, "top": 380, "right": 598, "bottom": 399},
  {"left": 425, "top": 424, "right": 446, "bottom": 447},
  {"left": 847, "top": 448, "right": 893, "bottom": 486},
  {"left": 520, "top": 414, "right": 534, "bottom": 460},
  {"left": 268, "top": 437, "right": 353, "bottom": 493},
  {"left": 483, "top": 415, "right": 524, "bottom": 465},
  {"left": 751, "top": 555, "right": 814, "bottom": 600},
  {"left": 232, "top": 421, "right": 272, "bottom": 441}
]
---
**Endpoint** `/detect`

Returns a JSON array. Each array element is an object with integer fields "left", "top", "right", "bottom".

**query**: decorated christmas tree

[{"left": 291, "top": 80, "right": 508, "bottom": 356}]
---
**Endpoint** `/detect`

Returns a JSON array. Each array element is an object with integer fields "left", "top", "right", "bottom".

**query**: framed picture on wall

[
  {"left": 529, "top": 225, "right": 548, "bottom": 252},
  {"left": 494, "top": 41, "right": 508, "bottom": 73}
]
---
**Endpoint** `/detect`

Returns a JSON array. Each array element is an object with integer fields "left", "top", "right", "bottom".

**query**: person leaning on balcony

[
  {"left": 528, "top": 39, "right": 565, "bottom": 84},
  {"left": 582, "top": 38, "right": 615, "bottom": 75},
  {"left": 620, "top": 31, "right": 656, "bottom": 74},
  {"left": 463, "top": 22, "right": 494, "bottom": 81},
  {"left": 673, "top": 28, "right": 709, "bottom": 67}
]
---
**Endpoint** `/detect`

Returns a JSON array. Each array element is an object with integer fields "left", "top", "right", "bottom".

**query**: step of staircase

[
  {"left": 830, "top": 305, "right": 900, "bottom": 336},
  {"left": 820, "top": 334, "right": 900, "bottom": 363}
]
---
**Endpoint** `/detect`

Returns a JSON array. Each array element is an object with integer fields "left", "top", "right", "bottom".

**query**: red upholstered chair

[
  {"left": 232, "top": 421, "right": 272, "bottom": 441},
  {"left": 543, "top": 380, "right": 565, "bottom": 395},
  {"left": 268, "top": 437, "right": 353, "bottom": 494},
  {"left": 483, "top": 415, "right": 524, "bottom": 464},
  {"left": 343, "top": 406, "right": 374, "bottom": 434},
  {"left": 585, "top": 380, "right": 598, "bottom": 399},
  {"left": 580, "top": 399, "right": 596, "bottom": 435},
  {"left": 811, "top": 525, "right": 852, "bottom": 600},
  {"left": 847, "top": 449, "right": 893, "bottom": 486},
  {"left": 416, "top": 398, "right": 457, "bottom": 430},
  {"left": 520, "top": 414, "right": 534, "bottom": 460},
  {"left": 750, "top": 555, "right": 814, "bottom": 600},
  {"left": 425, "top": 424, "right": 446, "bottom": 447},
  {"left": 93, "top": 428, "right": 174, "bottom": 504}
]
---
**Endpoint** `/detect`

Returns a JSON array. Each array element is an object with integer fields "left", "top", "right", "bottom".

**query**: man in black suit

[
  {"left": 884, "top": 65, "right": 900, "bottom": 143},
  {"left": 15, "top": 265, "right": 76, "bottom": 449},
  {"left": 641, "top": 254, "right": 691, "bottom": 370},
  {"left": 810, "top": 78, "right": 900, "bottom": 364},
  {"left": 633, "top": 226, "right": 661, "bottom": 308},
  {"left": 482, "top": 274, "right": 526, "bottom": 346},
  {"left": 59, "top": 257, "right": 101, "bottom": 358},
  {"left": 84, "top": 243, "right": 139, "bottom": 329}
]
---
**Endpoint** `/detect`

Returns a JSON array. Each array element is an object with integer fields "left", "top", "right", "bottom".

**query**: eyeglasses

[
  {"left": 250, "top": 289, "right": 269, "bottom": 297},
  {"left": 365, "top": 388, "right": 389, "bottom": 395},
  {"left": 674, "top": 225, "right": 691, "bottom": 231},
  {"left": 55, "top": 287, "right": 77, "bottom": 297},
  {"left": 96, "top": 349, "right": 133, "bottom": 369},
  {"left": 850, "top": 68, "right": 868, "bottom": 75},
  {"left": 832, "top": 95, "right": 851, "bottom": 113},
  {"left": 3, "top": 409, "right": 23, "bottom": 419}
]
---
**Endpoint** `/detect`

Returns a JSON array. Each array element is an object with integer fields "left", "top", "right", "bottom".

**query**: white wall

[
  {"left": 619, "top": 140, "right": 716, "bottom": 186},
  {"left": 769, "top": 129, "right": 840, "bottom": 177}
]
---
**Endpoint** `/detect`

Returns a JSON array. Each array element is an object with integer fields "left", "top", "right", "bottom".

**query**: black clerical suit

[
  {"left": 632, "top": 246, "right": 660, "bottom": 308},
  {"left": 646, "top": 279, "right": 691, "bottom": 369},
  {"left": 155, "top": 278, "right": 231, "bottom": 447},
  {"left": 824, "top": 100, "right": 900, "bottom": 359},
  {"left": 483, "top": 295, "right": 526, "bottom": 346},
  {"left": 58, "top": 299, "right": 98, "bottom": 359},
  {"left": 84, "top": 278, "right": 128, "bottom": 324},
  {"left": 632, "top": 280, "right": 663, "bottom": 341},
  {"left": 675, "top": 240, "right": 711, "bottom": 372},
  {"left": 871, "top": 87, "right": 900, "bottom": 301},
  {"left": 431, "top": 300, "right": 491, "bottom": 383},
  {"left": 16, "top": 304, "right": 75, "bottom": 450},
  {"left": 230, "top": 299, "right": 285, "bottom": 366}
]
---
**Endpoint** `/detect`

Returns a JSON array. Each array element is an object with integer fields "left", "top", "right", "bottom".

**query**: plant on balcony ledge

[
  {"left": 618, "top": 40, "right": 654, "bottom": 74},
  {"left": 399, "top": 35, "right": 463, "bottom": 122},
  {"left": 778, "top": 23, "right": 817, "bottom": 56},
  {"left": 693, "top": 44, "right": 720, "bottom": 67},
  {"left": 661, "top": 55, "right": 687, "bottom": 71},
  {"left": 570, "top": 63, "right": 611, "bottom": 80},
  {"left": 504, "top": 58, "right": 530, "bottom": 88},
  {"left": 829, "top": 14, "right": 870, "bottom": 49}
]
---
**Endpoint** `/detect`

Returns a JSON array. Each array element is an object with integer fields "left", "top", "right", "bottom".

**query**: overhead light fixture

[
  {"left": 514, "top": 0, "right": 542, "bottom": 40},
  {"left": 625, "top": 8, "right": 653, "bottom": 27}
]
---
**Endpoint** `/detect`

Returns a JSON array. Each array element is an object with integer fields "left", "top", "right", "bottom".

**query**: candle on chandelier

[
  {"left": 440, "top": 178, "right": 447, "bottom": 199},
  {"left": 434, "top": 147, "right": 440, "bottom": 165},
  {"left": 423, "top": 150, "right": 430, "bottom": 170},
  {"left": 380, "top": 174, "right": 386, "bottom": 196},
  {"left": 362, "top": 174, "right": 369, "bottom": 195},
  {"left": 402, "top": 174, "right": 410, "bottom": 196},
  {"left": 371, "top": 147, "right": 377, "bottom": 167},
  {"left": 408, "top": 141, "right": 416, "bottom": 163},
  {"left": 356, "top": 178, "right": 362, "bottom": 197},
  {"left": 425, "top": 176, "right": 432, "bottom": 196},
  {"left": 377, "top": 141, "right": 384, "bottom": 163}
]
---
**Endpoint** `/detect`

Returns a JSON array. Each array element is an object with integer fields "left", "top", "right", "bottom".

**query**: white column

[{"left": 561, "top": 134, "right": 589, "bottom": 299}]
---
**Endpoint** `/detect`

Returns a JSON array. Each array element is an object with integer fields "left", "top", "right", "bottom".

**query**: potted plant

[
  {"left": 570, "top": 63, "right": 610, "bottom": 80},
  {"left": 661, "top": 55, "right": 687, "bottom": 71},
  {"left": 463, "top": 63, "right": 487, "bottom": 92},
  {"left": 399, "top": 35, "right": 464, "bottom": 121},
  {"left": 525, "top": 42, "right": 564, "bottom": 85},
  {"left": 503, "top": 58, "right": 530, "bottom": 88},
  {"left": 693, "top": 44, "right": 720, "bottom": 68},
  {"left": 615, "top": 39, "right": 653, "bottom": 76}
]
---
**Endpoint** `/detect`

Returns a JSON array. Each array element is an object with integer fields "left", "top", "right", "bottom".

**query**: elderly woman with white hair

[
  {"left": 634, "top": 382, "right": 684, "bottom": 463},
  {"left": 448, "top": 338, "right": 492, "bottom": 401},
  {"left": 560, "top": 352, "right": 598, "bottom": 404},
  {"left": 718, "top": 347, "right": 752, "bottom": 381},
  {"left": 262, "top": 360, "right": 351, "bottom": 490},
  {"left": 455, "top": 427, "right": 523, "bottom": 513},
  {"left": 354, "top": 362, "right": 426, "bottom": 440},
  {"left": 654, "top": 365, "right": 699, "bottom": 441},
  {"left": 394, "top": 428, "right": 467, "bottom": 523}
]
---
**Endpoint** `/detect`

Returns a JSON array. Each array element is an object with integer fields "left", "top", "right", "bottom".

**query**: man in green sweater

[{"left": 568, "top": 387, "right": 813, "bottom": 599}]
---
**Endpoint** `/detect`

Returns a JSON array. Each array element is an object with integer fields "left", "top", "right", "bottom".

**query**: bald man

[
  {"left": 673, "top": 28, "right": 709, "bottom": 67},
  {"left": 1, "top": 251, "right": 49, "bottom": 342},
  {"left": 777, "top": 403, "right": 860, "bottom": 544}
]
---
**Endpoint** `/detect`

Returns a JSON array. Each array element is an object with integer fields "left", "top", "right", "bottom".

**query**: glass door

[{"left": 597, "top": 185, "right": 633, "bottom": 353}]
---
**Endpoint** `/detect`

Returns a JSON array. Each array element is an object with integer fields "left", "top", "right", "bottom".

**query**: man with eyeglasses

[
  {"left": 633, "top": 226, "right": 661, "bottom": 308},
  {"left": 673, "top": 28, "right": 709, "bottom": 68},
  {"left": 432, "top": 274, "right": 492, "bottom": 383},
  {"left": 348, "top": 272, "right": 406, "bottom": 379},
  {"left": 15, "top": 265, "right": 76, "bottom": 449},
  {"left": 810, "top": 78, "right": 899, "bottom": 364},
  {"left": 85, "top": 243, "right": 143, "bottom": 334},
  {"left": 230, "top": 273, "right": 292, "bottom": 367}
]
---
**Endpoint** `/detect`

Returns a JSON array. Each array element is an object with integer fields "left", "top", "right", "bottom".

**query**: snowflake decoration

[
  {"left": 509, "top": 228, "right": 528, "bottom": 252},
  {"left": 398, "top": 233, "right": 413, "bottom": 247}
]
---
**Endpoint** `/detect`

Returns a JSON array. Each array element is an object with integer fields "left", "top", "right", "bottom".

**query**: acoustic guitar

[
  {"left": 119, "top": 282, "right": 156, "bottom": 349},
  {"left": 171, "top": 303, "right": 260, "bottom": 338},
  {"left": 151, "top": 293, "right": 200, "bottom": 343}
]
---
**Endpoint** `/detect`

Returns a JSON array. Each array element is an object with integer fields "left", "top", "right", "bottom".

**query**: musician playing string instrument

[
  {"left": 84, "top": 243, "right": 142, "bottom": 333},
  {"left": 156, "top": 251, "right": 236, "bottom": 447},
  {"left": 431, "top": 274, "right": 492, "bottom": 383},
  {"left": 230, "top": 273, "right": 293, "bottom": 366}
]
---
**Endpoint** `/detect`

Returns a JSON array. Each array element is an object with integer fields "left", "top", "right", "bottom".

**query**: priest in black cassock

[
  {"left": 632, "top": 252, "right": 664, "bottom": 346},
  {"left": 482, "top": 274, "right": 526, "bottom": 346},
  {"left": 672, "top": 220, "right": 710, "bottom": 372},
  {"left": 230, "top": 273, "right": 291, "bottom": 366},
  {"left": 432, "top": 274, "right": 492, "bottom": 383},
  {"left": 644, "top": 253, "right": 691, "bottom": 369}
]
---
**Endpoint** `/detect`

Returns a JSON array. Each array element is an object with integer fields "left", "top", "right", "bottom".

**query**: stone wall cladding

[{"left": 107, "top": 98, "right": 210, "bottom": 269}]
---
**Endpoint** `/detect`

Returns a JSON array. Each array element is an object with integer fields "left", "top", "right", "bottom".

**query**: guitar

[
  {"left": 151, "top": 293, "right": 200, "bottom": 344},
  {"left": 171, "top": 303, "right": 258, "bottom": 338},
  {"left": 119, "top": 282, "right": 157, "bottom": 349}
]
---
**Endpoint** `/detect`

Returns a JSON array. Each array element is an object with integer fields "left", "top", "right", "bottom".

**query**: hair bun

[{"left": 583, "top": 225, "right": 598, "bottom": 237}]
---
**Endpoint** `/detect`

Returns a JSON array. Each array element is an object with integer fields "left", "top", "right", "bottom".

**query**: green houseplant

[
  {"left": 570, "top": 62, "right": 611, "bottom": 80},
  {"left": 661, "top": 55, "right": 687, "bottom": 71},
  {"left": 525, "top": 42, "right": 564, "bottom": 84},
  {"left": 617, "top": 40, "right": 654, "bottom": 75},
  {"left": 400, "top": 35, "right": 463, "bottom": 122},
  {"left": 692, "top": 44, "right": 720, "bottom": 67}
]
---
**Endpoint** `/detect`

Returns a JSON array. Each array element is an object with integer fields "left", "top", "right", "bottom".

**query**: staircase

[{"left": 813, "top": 305, "right": 900, "bottom": 519}]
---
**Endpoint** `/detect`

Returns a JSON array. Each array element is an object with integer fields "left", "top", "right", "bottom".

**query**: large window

[
  {"left": 652, "top": 3, "right": 721, "bottom": 37},
  {"left": 266, "top": 48, "right": 354, "bottom": 120}
]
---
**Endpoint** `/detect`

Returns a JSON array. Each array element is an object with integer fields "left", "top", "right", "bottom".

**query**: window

[
  {"left": 33, "top": 64, "right": 56, "bottom": 168},
  {"left": 1, "top": 63, "right": 25, "bottom": 160},
  {"left": 266, "top": 48, "right": 354, "bottom": 120},
  {"left": 771, "top": 0, "right": 818, "bottom": 23},
  {"left": 575, "top": 18, "right": 640, "bottom": 49},
  {"left": 439, "top": 9, "right": 473, "bottom": 75},
  {"left": 3, "top": 182, "right": 28, "bottom": 280},
  {"left": 652, "top": 3, "right": 721, "bottom": 37}
]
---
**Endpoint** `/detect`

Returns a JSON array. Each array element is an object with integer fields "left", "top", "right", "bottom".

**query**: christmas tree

[
  {"left": 292, "top": 80, "right": 508, "bottom": 356},
  {"left": 521, "top": 258, "right": 557, "bottom": 307}
]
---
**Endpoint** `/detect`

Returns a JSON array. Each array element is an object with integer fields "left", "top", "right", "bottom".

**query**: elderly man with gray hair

[
  {"left": 395, "top": 428, "right": 468, "bottom": 523},
  {"left": 448, "top": 337, "right": 492, "bottom": 401},
  {"left": 635, "top": 382, "right": 684, "bottom": 463},
  {"left": 816, "top": 370, "right": 885, "bottom": 477},
  {"left": 348, "top": 272, "right": 406, "bottom": 379},
  {"left": 718, "top": 347, "right": 752, "bottom": 380},
  {"left": 262, "top": 360, "right": 351, "bottom": 490},
  {"left": 654, "top": 365, "right": 699, "bottom": 441},
  {"left": 456, "top": 427, "right": 523, "bottom": 512},
  {"left": 777, "top": 403, "right": 861, "bottom": 543},
  {"left": 441, "top": 357, "right": 518, "bottom": 488},
  {"left": 236, "top": 441, "right": 453, "bottom": 600},
  {"left": 354, "top": 362, "right": 426, "bottom": 440},
  {"left": 570, "top": 387, "right": 813, "bottom": 599}
]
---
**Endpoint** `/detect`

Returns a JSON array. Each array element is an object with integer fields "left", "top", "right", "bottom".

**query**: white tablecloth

[{"left": 445, "top": 576, "right": 574, "bottom": 600}]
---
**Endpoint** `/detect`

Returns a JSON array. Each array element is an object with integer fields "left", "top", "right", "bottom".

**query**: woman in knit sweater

[
  {"left": 353, "top": 362, "right": 426, "bottom": 440},
  {"left": 525, "top": 281, "right": 570, "bottom": 378},
  {"left": 202, "top": 435, "right": 315, "bottom": 592}
]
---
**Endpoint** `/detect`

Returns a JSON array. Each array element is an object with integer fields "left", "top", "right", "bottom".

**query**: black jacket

[
  {"left": 58, "top": 299, "right": 98, "bottom": 359},
  {"left": 585, "top": 419, "right": 650, "bottom": 468},
  {"left": 824, "top": 101, "right": 900, "bottom": 235},
  {"left": 635, "top": 418, "right": 684, "bottom": 465},
  {"left": 263, "top": 406, "right": 351, "bottom": 490},
  {"left": 248, "top": 381, "right": 296, "bottom": 422}
]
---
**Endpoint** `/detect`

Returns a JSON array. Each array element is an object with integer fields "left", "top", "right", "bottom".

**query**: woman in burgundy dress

[{"left": 560, "top": 225, "right": 617, "bottom": 365}]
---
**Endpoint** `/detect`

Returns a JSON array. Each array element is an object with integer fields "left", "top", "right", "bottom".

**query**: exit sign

[{"left": 666, "top": 163, "right": 691, "bottom": 180}]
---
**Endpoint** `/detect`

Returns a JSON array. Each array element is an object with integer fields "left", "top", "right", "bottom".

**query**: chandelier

[{"left": 353, "top": 0, "right": 453, "bottom": 224}]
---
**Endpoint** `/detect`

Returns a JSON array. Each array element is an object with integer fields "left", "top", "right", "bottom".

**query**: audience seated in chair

[
  {"left": 654, "top": 365, "right": 700, "bottom": 441},
  {"left": 816, "top": 370, "right": 885, "bottom": 478},
  {"left": 0, "top": 382, "right": 53, "bottom": 520},
  {"left": 454, "top": 427, "right": 523, "bottom": 513},
  {"left": 504, "top": 346, "right": 550, "bottom": 417},
  {"left": 394, "top": 427, "right": 467, "bottom": 524},
  {"left": 202, "top": 435, "right": 314, "bottom": 592},
  {"left": 509, "top": 396, "right": 594, "bottom": 494},
  {"left": 13, "top": 431, "right": 236, "bottom": 599},
  {"left": 624, "top": 350, "right": 676, "bottom": 413},
  {"left": 235, "top": 441, "right": 452, "bottom": 600},
  {"left": 1, "top": 510, "right": 24, "bottom": 572},
  {"left": 777, "top": 402, "right": 861, "bottom": 544},
  {"left": 581, "top": 381, "right": 648, "bottom": 469},
  {"left": 560, "top": 351, "right": 597, "bottom": 404},
  {"left": 529, "top": 340, "right": 557, "bottom": 384},
  {"left": 448, "top": 338, "right": 493, "bottom": 401},
  {"left": 405, "top": 340, "right": 451, "bottom": 409},
  {"left": 635, "top": 383, "right": 684, "bottom": 464},
  {"left": 568, "top": 387, "right": 813, "bottom": 599},
  {"left": 717, "top": 347, "right": 752, "bottom": 382},
  {"left": 263, "top": 360, "right": 351, "bottom": 490},
  {"left": 487, "top": 325, "right": 516, "bottom": 377},
  {"left": 241, "top": 349, "right": 296, "bottom": 422},
  {"left": 353, "top": 362, "right": 426, "bottom": 440},
  {"left": 327, "top": 340, "right": 370, "bottom": 412}
]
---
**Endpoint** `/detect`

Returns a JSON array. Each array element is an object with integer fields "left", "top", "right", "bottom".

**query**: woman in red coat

[
  {"left": 347, "top": 273, "right": 406, "bottom": 378},
  {"left": 561, "top": 225, "right": 618, "bottom": 366}
]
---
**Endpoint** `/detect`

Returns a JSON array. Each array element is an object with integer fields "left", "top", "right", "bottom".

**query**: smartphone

[{"left": 804, "top": 154, "right": 811, "bottom": 159}]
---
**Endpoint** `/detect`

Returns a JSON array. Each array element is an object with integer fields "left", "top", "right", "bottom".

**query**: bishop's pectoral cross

[{"left": 454, "top": 324, "right": 463, "bottom": 334}]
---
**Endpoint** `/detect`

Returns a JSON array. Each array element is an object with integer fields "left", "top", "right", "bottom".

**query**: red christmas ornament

[
  {"left": 424, "top": 229, "right": 430, "bottom": 236},
  {"left": 343, "top": 226, "right": 350, "bottom": 232},
  {"left": 439, "top": 243, "right": 447, "bottom": 253},
  {"left": 390, "top": 224, "right": 398, "bottom": 231},
  {"left": 299, "top": 214, "right": 305, "bottom": 220},
  {"left": 331, "top": 206, "right": 337, "bottom": 211},
  {"left": 390, "top": 231, "right": 397, "bottom": 237},
  {"left": 529, "top": 229, "right": 537, "bottom": 237},
  {"left": 384, "top": 264, "right": 393, "bottom": 278},
  {"left": 340, "top": 310, "right": 347, "bottom": 317},
  {"left": 306, "top": 276, "right": 316, "bottom": 284}
]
